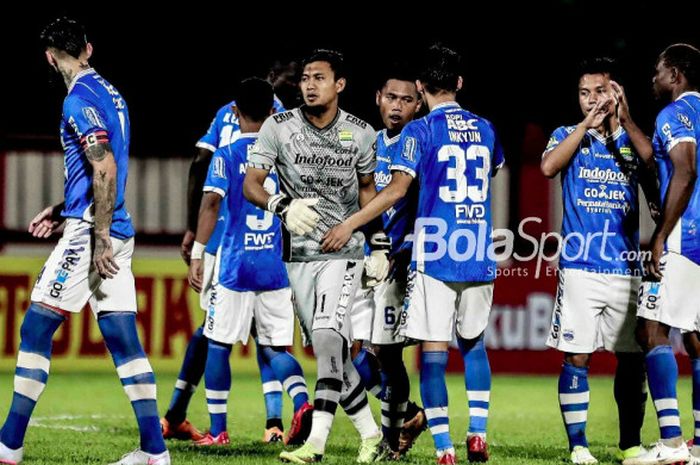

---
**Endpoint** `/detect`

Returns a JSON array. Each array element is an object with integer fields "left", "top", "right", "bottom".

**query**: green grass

[{"left": 1, "top": 372, "right": 695, "bottom": 464}]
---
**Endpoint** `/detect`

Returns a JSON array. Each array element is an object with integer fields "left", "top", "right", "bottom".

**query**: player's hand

[
  {"left": 181, "top": 229, "right": 195, "bottom": 265},
  {"left": 610, "top": 81, "right": 631, "bottom": 125},
  {"left": 93, "top": 233, "right": 119, "bottom": 279},
  {"left": 188, "top": 258, "right": 203, "bottom": 292},
  {"left": 321, "top": 222, "right": 353, "bottom": 252},
  {"left": 644, "top": 234, "right": 665, "bottom": 281},
  {"left": 28, "top": 204, "right": 63, "bottom": 238},
  {"left": 281, "top": 198, "right": 320, "bottom": 235},
  {"left": 582, "top": 97, "right": 613, "bottom": 129},
  {"left": 365, "top": 250, "right": 390, "bottom": 287}
]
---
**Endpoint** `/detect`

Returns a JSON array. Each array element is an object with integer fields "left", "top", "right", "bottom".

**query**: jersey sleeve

[
  {"left": 656, "top": 104, "right": 697, "bottom": 153},
  {"left": 356, "top": 124, "right": 377, "bottom": 176},
  {"left": 247, "top": 117, "right": 279, "bottom": 170},
  {"left": 543, "top": 126, "right": 571, "bottom": 157},
  {"left": 490, "top": 122, "right": 506, "bottom": 173},
  {"left": 63, "top": 94, "right": 110, "bottom": 153},
  {"left": 390, "top": 120, "right": 426, "bottom": 178},
  {"left": 203, "top": 148, "right": 229, "bottom": 198},
  {"left": 196, "top": 110, "right": 222, "bottom": 152}
]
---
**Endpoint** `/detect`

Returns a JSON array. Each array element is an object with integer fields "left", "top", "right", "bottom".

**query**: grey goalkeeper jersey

[{"left": 249, "top": 106, "right": 376, "bottom": 262}]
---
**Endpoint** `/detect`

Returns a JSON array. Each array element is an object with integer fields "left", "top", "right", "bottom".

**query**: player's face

[
  {"left": 376, "top": 79, "right": 421, "bottom": 132},
  {"left": 300, "top": 61, "right": 345, "bottom": 108},
  {"left": 578, "top": 73, "right": 613, "bottom": 117},
  {"left": 653, "top": 58, "right": 673, "bottom": 100}
]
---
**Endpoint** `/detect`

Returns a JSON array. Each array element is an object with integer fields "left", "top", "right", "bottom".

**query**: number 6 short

[{"left": 637, "top": 251, "right": 700, "bottom": 332}]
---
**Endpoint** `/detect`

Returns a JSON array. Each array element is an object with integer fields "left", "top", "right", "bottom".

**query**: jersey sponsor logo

[
  {"left": 335, "top": 261, "right": 358, "bottom": 330},
  {"left": 273, "top": 112, "right": 295, "bottom": 124},
  {"left": 294, "top": 153, "right": 354, "bottom": 169},
  {"left": 678, "top": 112, "right": 694, "bottom": 130},
  {"left": 48, "top": 245, "right": 84, "bottom": 299},
  {"left": 402, "top": 136, "right": 416, "bottom": 162},
  {"left": 445, "top": 114, "right": 478, "bottom": 131},
  {"left": 448, "top": 130, "right": 482, "bottom": 143},
  {"left": 577, "top": 166, "right": 630, "bottom": 184},
  {"left": 82, "top": 107, "right": 105, "bottom": 128},
  {"left": 300, "top": 174, "right": 345, "bottom": 187},
  {"left": 244, "top": 232, "right": 276, "bottom": 250},
  {"left": 374, "top": 171, "right": 392, "bottom": 187},
  {"left": 345, "top": 114, "right": 367, "bottom": 129},
  {"left": 583, "top": 186, "right": 625, "bottom": 201},
  {"left": 455, "top": 204, "right": 487, "bottom": 220}
]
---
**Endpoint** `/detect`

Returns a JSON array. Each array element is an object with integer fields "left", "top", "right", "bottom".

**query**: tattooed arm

[{"left": 86, "top": 140, "right": 120, "bottom": 279}]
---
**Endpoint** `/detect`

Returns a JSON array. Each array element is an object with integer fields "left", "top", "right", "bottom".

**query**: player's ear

[
  {"left": 335, "top": 77, "right": 346, "bottom": 93},
  {"left": 375, "top": 90, "right": 381, "bottom": 107},
  {"left": 85, "top": 43, "right": 93, "bottom": 60},
  {"left": 233, "top": 106, "right": 240, "bottom": 119},
  {"left": 415, "top": 80, "right": 424, "bottom": 94},
  {"left": 670, "top": 66, "right": 680, "bottom": 84},
  {"left": 456, "top": 76, "right": 463, "bottom": 92},
  {"left": 45, "top": 50, "right": 57, "bottom": 68},
  {"left": 269, "top": 106, "right": 275, "bottom": 116}
]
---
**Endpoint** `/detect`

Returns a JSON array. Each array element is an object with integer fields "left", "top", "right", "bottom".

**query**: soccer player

[
  {"left": 0, "top": 17, "right": 169, "bottom": 465},
  {"left": 631, "top": 43, "right": 700, "bottom": 465},
  {"left": 186, "top": 77, "right": 311, "bottom": 447},
  {"left": 348, "top": 68, "right": 429, "bottom": 458},
  {"left": 541, "top": 57, "right": 654, "bottom": 465},
  {"left": 162, "top": 67, "right": 294, "bottom": 443},
  {"left": 323, "top": 44, "right": 504, "bottom": 465},
  {"left": 244, "top": 49, "right": 387, "bottom": 463}
]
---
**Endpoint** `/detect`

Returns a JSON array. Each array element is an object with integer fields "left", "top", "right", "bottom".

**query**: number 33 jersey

[{"left": 392, "top": 102, "right": 505, "bottom": 282}]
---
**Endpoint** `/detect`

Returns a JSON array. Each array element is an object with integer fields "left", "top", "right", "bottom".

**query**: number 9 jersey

[{"left": 392, "top": 102, "right": 504, "bottom": 282}]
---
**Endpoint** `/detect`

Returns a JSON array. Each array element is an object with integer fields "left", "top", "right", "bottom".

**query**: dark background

[{"left": 2, "top": 0, "right": 700, "bottom": 163}]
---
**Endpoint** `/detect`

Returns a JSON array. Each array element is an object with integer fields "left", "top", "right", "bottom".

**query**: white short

[
  {"left": 400, "top": 270, "right": 493, "bottom": 342},
  {"left": 199, "top": 252, "right": 216, "bottom": 311},
  {"left": 31, "top": 219, "right": 137, "bottom": 315},
  {"left": 638, "top": 252, "right": 700, "bottom": 332},
  {"left": 351, "top": 277, "right": 406, "bottom": 345},
  {"left": 204, "top": 283, "right": 295, "bottom": 346},
  {"left": 286, "top": 259, "right": 363, "bottom": 345},
  {"left": 546, "top": 268, "right": 641, "bottom": 353}
]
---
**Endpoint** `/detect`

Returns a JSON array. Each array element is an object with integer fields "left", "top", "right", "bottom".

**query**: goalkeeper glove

[{"left": 267, "top": 194, "right": 320, "bottom": 235}]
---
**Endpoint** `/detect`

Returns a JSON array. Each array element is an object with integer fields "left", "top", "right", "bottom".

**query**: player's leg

[
  {"left": 96, "top": 236, "right": 170, "bottom": 465},
  {"left": 199, "top": 339, "right": 232, "bottom": 445},
  {"left": 350, "top": 285, "right": 383, "bottom": 398},
  {"left": 403, "top": 271, "right": 456, "bottom": 464},
  {"left": 255, "top": 340, "right": 285, "bottom": 442},
  {"left": 632, "top": 252, "right": 695, "bottom": 464},
  {"left": 455, "top": 280, "right": 494, "bottom": 463},
  {"left": 161, "top": 320, "right": 207, "bottom": 440},
  {"left": 253, "top": 287, "right": 311, "bottom": 446},
  {"left": 545, "top": 269, "right": 602, "bottom": 464},
  {"left": 601, "top": 275, "right": 646, "bottom": 461},
  {"left": 0, "top": 303, "right": 65, "bottom": 461},
  {"left": 0, "top": 220, "right": 90, "bottom": 463},
  {"left": 684, "top": 332, "right": 700, "bottom": 464},
  {"left": 161, "top": 252, "right": 216, "bottom": 440}
]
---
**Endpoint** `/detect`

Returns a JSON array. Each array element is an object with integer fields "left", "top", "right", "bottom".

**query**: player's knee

[
  {"left": 312, "top": 328, "right": 344, "bottom": 359},
  {"left": 564, "top": 353, "right": 590, "bottom": 368},
  {"left": 20, "top": 303, "right": 65, "bottom": 349},
  {"left": 635, "top": 319, "right": 668, "bottom": 352}
]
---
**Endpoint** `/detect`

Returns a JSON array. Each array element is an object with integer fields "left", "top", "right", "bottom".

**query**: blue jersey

[
  {"left": 545, "top": 126, "right": 642, "bottom": 273},
  {"left": 207, "top": 133, "right": 288, "bottom": 292},
  {"left": 653, "top": 91, "right": 700, "bottom": 265},
  {"left": 196, "top": 97, "right": 285, "bottom": 151},
  {"left": 369, "top": 129, "right": 417, "bottom": 256},
  {"left": 203, "top": 150, "right": 229, "bottom": 255},
  {"left": 197, "top": 96, "right": 285, "bottom": 252},
  {"left": 59, "top": 69, "right": 134, "bottom": 239},
  {"left": 393, "top": 102, "right": 504, "bottom": 282}
]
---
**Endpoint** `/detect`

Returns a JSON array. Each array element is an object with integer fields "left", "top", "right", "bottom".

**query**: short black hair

[
  {"left": 235, "top": 77, "right": 273, "bottom": 122},
  {"left": 417, "top": 44, "right": 461, "bottom": 94},
  {"left": 377, "top": 61, "right": 417, "bottom": 92},
  {"left": 302, "top": 49, "right": 345, "bottom": 80},
  {"left": 40, "top": 17, "right": 87, "bottom": 59},
  {"left": 577, "top": 56, "right": 618, "bottom": 81},
  {"left": 660, "top": 43, "right": 700, "bottom": 88}
]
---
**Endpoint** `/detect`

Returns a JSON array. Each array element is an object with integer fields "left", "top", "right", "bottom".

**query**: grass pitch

[{"left": 0, "top": 371, "right": 693, "bottom": 464}]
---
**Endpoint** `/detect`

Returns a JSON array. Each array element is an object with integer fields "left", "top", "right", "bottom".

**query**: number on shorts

[{"left": 384, "top": 306, "right": 396, "bottom": 325}]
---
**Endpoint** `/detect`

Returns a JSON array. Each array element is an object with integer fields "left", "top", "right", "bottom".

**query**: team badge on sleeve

[{"left": 402, "top": 136, "right": 417, "bottom": 162}]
